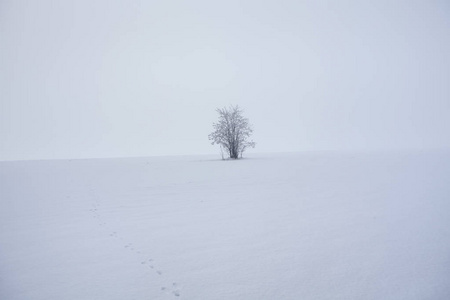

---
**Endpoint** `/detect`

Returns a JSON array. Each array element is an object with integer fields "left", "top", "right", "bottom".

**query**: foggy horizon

[
  {"left": 2, "top": 2, "right": 450, "bottom": 298},
  {"left": 2, "top": 0, "right": 450, "bottom": 161}
]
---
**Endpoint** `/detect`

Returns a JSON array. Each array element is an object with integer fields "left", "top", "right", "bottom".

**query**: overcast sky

[{"left": 1, "top": 0, "right": 449, "bottom": 160}]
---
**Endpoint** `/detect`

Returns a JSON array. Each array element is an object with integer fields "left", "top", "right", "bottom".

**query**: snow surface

[{"left": 1, "top": 152, "right": 450, "bottom": 299}]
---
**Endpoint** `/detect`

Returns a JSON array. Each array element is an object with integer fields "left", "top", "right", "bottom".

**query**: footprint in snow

[
  {"left": 172, "top": 282, "right": 181, "bottom": 297},
  {"left": 161, "top": 283, "right": 181, "bottom": 297}
]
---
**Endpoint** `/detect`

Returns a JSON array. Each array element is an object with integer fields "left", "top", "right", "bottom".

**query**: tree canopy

[{"left": 208, "top": 105, "right": 255, "bottom": 159}]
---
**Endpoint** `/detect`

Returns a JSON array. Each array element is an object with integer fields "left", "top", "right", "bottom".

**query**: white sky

[{"left": 1, "top": 0, "right": 450, "bottom": 160}]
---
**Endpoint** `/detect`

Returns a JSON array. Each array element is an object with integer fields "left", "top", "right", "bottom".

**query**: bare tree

[{"left": 208, "top": 105, "right": 255, "bottom": 159}]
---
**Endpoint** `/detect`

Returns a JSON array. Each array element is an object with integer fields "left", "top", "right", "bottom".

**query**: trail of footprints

[{"left": 89, "top": 200, "right": 181, "bottom": 297}]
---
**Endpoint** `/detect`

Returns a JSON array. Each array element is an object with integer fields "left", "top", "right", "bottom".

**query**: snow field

[{"left": 1, "top": 152, "right": 450, "bottom": 299}]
